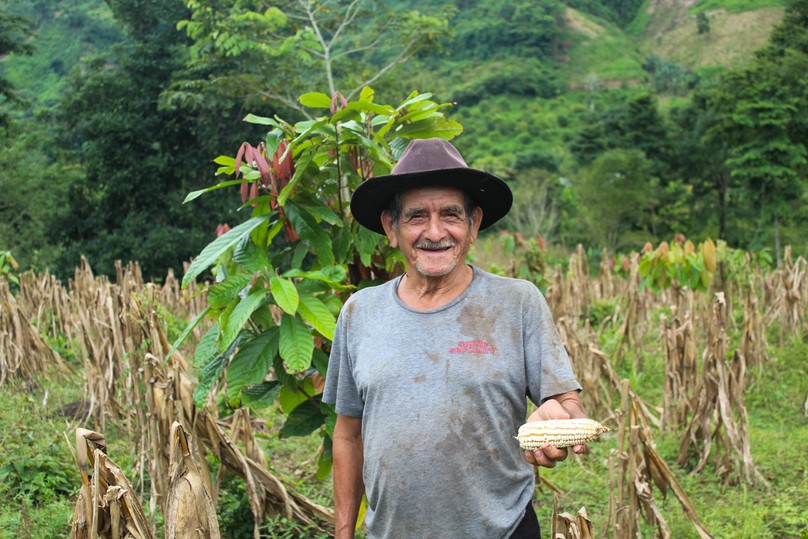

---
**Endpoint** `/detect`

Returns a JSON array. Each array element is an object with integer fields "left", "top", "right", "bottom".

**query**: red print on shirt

[{"left": 449, "top": 340, "right": 496, "bottom": 354}]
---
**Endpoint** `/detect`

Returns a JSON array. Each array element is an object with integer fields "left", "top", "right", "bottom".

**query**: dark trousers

[{"left": 508, "top": 500, "right": 541, "bottom": 539}]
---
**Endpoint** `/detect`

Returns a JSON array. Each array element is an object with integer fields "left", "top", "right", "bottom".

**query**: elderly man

[{"left": 323, "top": 138, "right": 585, "bottom": 539}]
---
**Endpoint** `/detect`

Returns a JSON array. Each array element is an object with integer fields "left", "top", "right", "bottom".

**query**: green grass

[
  {"left": 4, "top": 0, "right": 121, "bottom": 110},
  {"left": 562, "top": 8, "right": 647, "bottom": 87}
]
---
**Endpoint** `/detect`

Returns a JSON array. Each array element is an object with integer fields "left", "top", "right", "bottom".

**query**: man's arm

[
  {"left": 523, "top": 390, "right": 586, "bottom": 468},
  {"left": 333, "top": 414, "right": 364, "bottom": 539}
]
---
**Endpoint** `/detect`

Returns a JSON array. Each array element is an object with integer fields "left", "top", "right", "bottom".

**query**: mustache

[{"left": 415, "top": 240, "right": 456, "bottom": 249}]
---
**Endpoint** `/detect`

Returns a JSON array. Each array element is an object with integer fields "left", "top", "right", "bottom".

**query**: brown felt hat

[{"left": 350, "top": 138, "right": 513, "bottom": 234}]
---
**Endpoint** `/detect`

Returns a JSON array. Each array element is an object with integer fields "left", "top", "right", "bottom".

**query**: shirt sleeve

[
  {"left": 323, "top": 296, "right": 364, "bottom": 418},
  {"left": 523, "top": 284, "right": 582, "bottom": 406}
]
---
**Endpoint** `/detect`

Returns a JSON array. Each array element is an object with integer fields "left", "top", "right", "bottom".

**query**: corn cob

[{"left": 516, "top": 418, "right": 610, "bottom": 449}]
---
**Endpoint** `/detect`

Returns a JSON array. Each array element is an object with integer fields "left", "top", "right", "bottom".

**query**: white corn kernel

[{"left": 516, "top": 418, "right": 610, "bottom": 449}]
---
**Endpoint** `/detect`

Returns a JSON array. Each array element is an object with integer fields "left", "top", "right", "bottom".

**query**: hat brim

[{"left": 350, "top": 167, "right": 513, "bottom": 235}]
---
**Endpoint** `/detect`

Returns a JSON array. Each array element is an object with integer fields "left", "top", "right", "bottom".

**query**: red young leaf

[
  {"left": 249, "top": 182, "right": 259, "bottom": 206},
  {"left": 272, "top": 140, "right": 295, "bottom": 186},
  {"left": 330, "top": 91, "right": 348, "bottom": 114},
  {"left": 234, "top": 142, "right": 247, "bottom": 179}
]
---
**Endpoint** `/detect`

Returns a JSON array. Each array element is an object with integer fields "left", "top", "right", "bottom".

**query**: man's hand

[{"left": 523, "top": 390, "right": 586, "bottom": 468}]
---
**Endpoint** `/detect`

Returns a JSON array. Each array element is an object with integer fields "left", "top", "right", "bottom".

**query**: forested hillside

[{"left": 1, "top": 0, "right": 804, "bottom": 278}]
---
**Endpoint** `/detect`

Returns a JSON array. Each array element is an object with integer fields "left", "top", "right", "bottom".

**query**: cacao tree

[{"left": 180, "top": 87, "right": 462, "bottom": 477}]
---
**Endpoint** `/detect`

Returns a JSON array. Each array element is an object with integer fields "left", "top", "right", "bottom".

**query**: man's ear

[
  {"left": 381, "top": 211, "right": 399, "bottom": 248},
  {"left": 470, "top": 206, "right": 483, "bottom": 243}
]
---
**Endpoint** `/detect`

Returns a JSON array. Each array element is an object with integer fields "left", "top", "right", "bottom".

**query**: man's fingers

[
  {"left": 525, "top": 445, "right": 568, "bottom": 468},
  {"left": 532, "top": 399, "right": 572, "bottom": 422}
]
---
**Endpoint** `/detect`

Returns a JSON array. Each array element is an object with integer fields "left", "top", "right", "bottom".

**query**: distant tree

[
  {"left": 713, "top": 67, "right": 806, "bottom": 263},
  {"left": 697, "top": 12, "right": 710, "bottom": 35},
  {"left": 170, "top": 0, "right": 450, "bottom": 116},
  {"left": 0, "top": 5, "right": 33, "bottom": 126},
  {"left": 668, "top": 97, "right": 734, "bottom": 242},
  {"left": 703, "top": 0, "right": 808, "bottom": 261},
  {"left": 52, "top": 0, "right": 255, "bottom": 278},
  {"left": 570, "top": 93, "right": 670, "bottom": 175},
  {"left": 575, "top": 148, "right": 659, "bottom": 251}
]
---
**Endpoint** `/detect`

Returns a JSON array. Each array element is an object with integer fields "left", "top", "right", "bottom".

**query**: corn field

[{"left": 0, "top": 246, "right": 806, "bottom": 538}]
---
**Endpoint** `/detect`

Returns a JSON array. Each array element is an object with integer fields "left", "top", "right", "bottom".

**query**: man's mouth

[{"left": 416, "top": 240, "right": 455, "bottom": 252}]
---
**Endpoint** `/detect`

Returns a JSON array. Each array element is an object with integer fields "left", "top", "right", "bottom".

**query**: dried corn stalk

[
  {"left": 739, "top": 282, "right": 767, "bottom": 373},
  {"left": 0, "top": 278, "right": 70, "bottom": 386},
  {"left": 165, "top": 422, "right": 220, "bottom": 539},
  {"left": 660, "top": 310, "right": 698, "bottom": 431},
  {"left": 609, "top": 381, "right": 713, "bottom": 539},
  {"left": 552, "top": 504, "right": 594, "bottom": 539},
  {"left": 70, "top": 429, "right": 154, "bottom": 539},
  {"left": 677, "top": 293, "right": 766, "bottom": 485},
  {"left": 594, "top": 247, "right": 622, "bottom": 301}
]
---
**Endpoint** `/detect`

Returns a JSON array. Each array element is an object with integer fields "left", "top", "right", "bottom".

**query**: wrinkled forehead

[{"left": 398, "top": 185, "right": 467, "bottom": 209}]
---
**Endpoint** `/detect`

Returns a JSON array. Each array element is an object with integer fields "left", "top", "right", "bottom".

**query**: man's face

[{"left": 381, "top": 186, "right": 482, "bottom": 279}]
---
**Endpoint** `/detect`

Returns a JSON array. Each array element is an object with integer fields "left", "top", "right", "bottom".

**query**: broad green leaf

[
  {"left": 316, "top": 436, "right": 333, "bottom": 480},
  {"left": 347, "top": 100, "right": 395, "bottom": 116},
  {"left": 330, "top": 108, "right": 361, "bottom": 123},
  {"left": 164, "top": 306, "right": 211, "bottom": 364},
  {"left": 273, "top": 355, "right": 297, "bottom": 389},
  {"left": 271, "top": 275, "right": 299, "bottom": 314},
  {"left": 279, "top": 313, "right": 314, "bottom": 372},
  {"left": 213, "top": 155, "right": 236, "bottom": 166},
  {"left": 395, "top": 117, "right": 463, "bottom": 139},
  {"left": 266, "top": 219, "right": 285, "bottom": 247},
  {"left": 291, "top": 243, "right": 308, "bottom": 268},
  {"left": 298, "top": 293, "right": 336, "bottom": 340},
  {"left": 184, "top": 179, "right": 247, "bottom": 204},
  {"left": 220, "top": 288, "right": 267, "bottom": 352},
  {"left": 292, "top": 119, "right": 329, "bottom": 144},
  {"left": 244, "top": 113, "right": 281, "bottom": 127},
  {"left": 300, "top": 204, "right": 340, "bottom": 225},
  {"left": 321, "top": 402, "right": 337, "bottom": 437},
  {"left": 279, "top": 400, "right": 325, "bottom": 437},
  {"left": 227, "top": 328, "right": 279, "bottom": 405},
  {"left": 398, "top": 91, "right": 433, "bottom": 110},
  {"left": 359, "top": 86, "right": 374, "bottom": 101},
  {"left": 278, "top": 377, "right": 318, "bottom": 413},
  {"left": 193, "top": 322, "right": 220, "bottom": 368},
  {"left": 282, "top": 265, "right": 348, "bottom": 288},
  {"left": 208, "top": 274, "right": 252, "bottom": 309},
  {"left": 311, "top": 347, "right": 329, "bottom": 377},
  {"left": 299, "top": 92, "right": 332, "bottom": 108},
  {"left": 354, "top": 225, "right": 381, "bottom": 266},
  {"left": 332, "top": 224, "right": 352, "bottom": 263},
  {"left": 193, "top": 353, "right": 227, "bottom": 407},
  {"left": 321, "top": 293, "right": 344, "bottom": 316},
  {"left": 183, "top": 214, "right": 270, "bottom": 287},
  {"left": 234, "top": 234, "right": 271, "bottom": 273},
  {"left": 286, "top": 203, "right": 334, "bottom": 266},
  {"left": 241, "top": 381, "right": 281, "bottom": 409}
]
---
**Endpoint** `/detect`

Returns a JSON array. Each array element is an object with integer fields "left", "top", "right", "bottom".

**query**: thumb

[{"left": 531, "top": 399, "right": 572, "bottom": 422}]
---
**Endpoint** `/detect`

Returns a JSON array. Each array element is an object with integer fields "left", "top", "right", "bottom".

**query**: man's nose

[{"left": 424, "top": 215, "right": 447, "bottom": 240}]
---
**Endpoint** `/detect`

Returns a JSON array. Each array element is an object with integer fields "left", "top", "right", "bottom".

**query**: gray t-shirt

[{"left": 323, "top": 266, "right": 581, "bottom": 539}]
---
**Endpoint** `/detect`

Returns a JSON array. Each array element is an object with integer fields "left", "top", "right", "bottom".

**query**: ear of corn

[{"left": 516, "top": 418, "right": 610, "bottom": 449}]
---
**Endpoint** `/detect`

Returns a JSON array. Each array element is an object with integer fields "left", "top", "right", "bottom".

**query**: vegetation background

[{"left": 1, "top": 0, "right": 807, "bottom": 537}]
